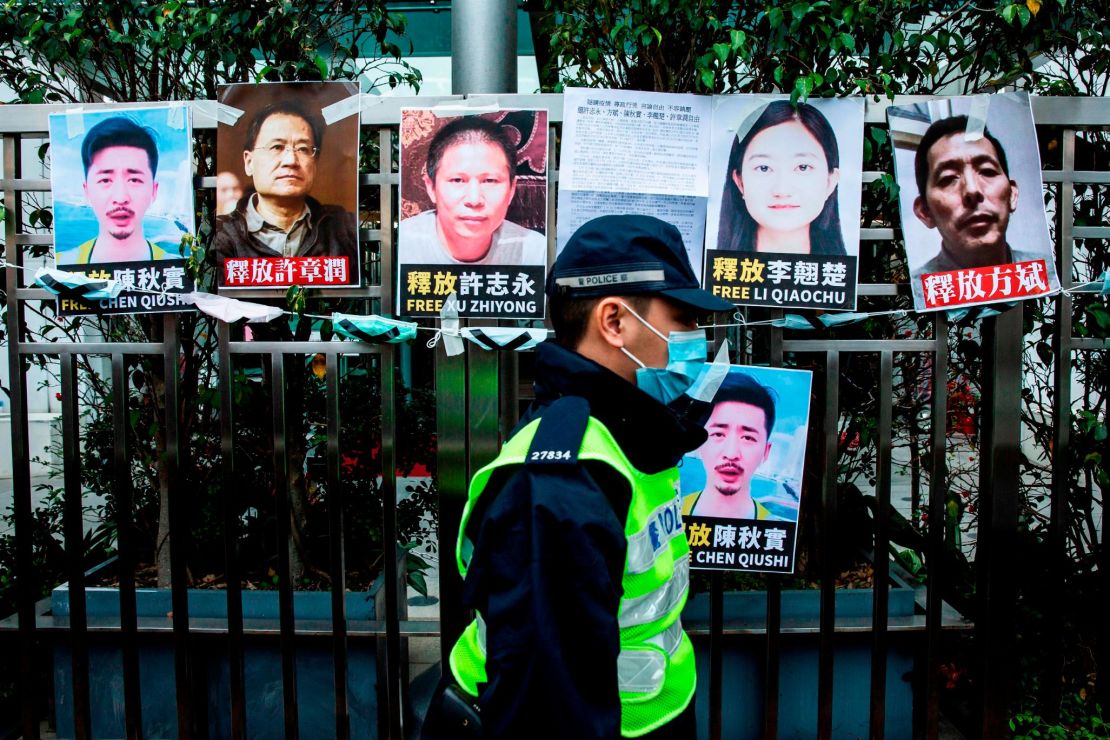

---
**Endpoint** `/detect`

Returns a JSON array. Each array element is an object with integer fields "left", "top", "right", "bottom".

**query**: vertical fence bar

[
  {"left": 270, "top": 352, "right": 299, "bottom": 739},
  {"left": 707, "top": 324, "right": 727, "bottom": 740},
  {"left": 218, "top": 322, "right": 247, "bottom": 738},
  {"left": 763, "top": 315, "right": 784, "bottom": 740},
  {"left": 378, "top": 126, "right": 395, "bottom": 315},
  {"left": 869, "top": 351, "right": 894, "bottom": 740},
  {"left": 112, "top": 352, "right": 143, "bottom": 739},
  {"left": 924, "top": 314, "right": 948, "bottom": 739},
  {"left": 326, "top": 351, "right": 350, "bottom": 740},
  {"left": 817, "top": 350, "right": 840, "bottom": 738},
  {"left": 380, "top": 348, "right": 405, "bottom": 739},
  {"left": 60, "top": 352, "right": 91, "bottom": 740},
  {"left": 163, "top": 314, "right": 194, "bottom": 740},
  {"left": 3, "top": 131, "right": 40, "bottom": 740},
  {"left": 708, "top": 569, "right": 723, "bottom": 740},
  {"left": 468, "top": 346, "right": 501, "bottom": 470},
  {"left": 377, "top": 125, "right": 406, "bottom": 738},
  {"left": 976, "top": 307, "right": 1023, "bottom": 737},
  {"left": 1046, "top": 130, "right": 1076, "bottom": 721},
  {"left": 435, "top": 344, "right": 468, "bottom": 668}
]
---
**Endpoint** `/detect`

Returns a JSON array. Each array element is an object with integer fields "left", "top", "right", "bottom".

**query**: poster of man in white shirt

[{"left": 398, "top": 108, "right": 549, "bottom": 319}]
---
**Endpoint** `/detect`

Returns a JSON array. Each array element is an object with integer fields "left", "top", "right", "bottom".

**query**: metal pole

[
  {"left": 438, "top": 0, "right": 519, "bottom": 668},
  {"left": 976, "top": 306, "right": 1023, "bottom": 737},
  {"left": 451, "top": 0, "right": 518, "bottom": 95}
]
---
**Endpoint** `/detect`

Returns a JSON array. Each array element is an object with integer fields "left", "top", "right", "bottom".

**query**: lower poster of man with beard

[{"left": 681, "top": 365, "right": 811, "bottom": 574}]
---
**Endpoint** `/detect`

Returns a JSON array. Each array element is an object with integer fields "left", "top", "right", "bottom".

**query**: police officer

[{"left": 424, "top": 214, "right": 732, "bottom": 739}]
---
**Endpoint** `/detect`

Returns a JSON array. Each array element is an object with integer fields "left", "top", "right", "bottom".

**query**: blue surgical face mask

[{"left": 618, "top": 302, "right": 709, "bottom": 406}]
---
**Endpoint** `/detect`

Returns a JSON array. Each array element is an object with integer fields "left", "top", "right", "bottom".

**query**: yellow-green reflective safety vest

[{"left": 449, "top": 412, "right": 696, "bottom": 738}]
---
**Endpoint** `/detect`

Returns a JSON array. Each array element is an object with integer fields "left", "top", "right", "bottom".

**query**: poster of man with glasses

[{"left": 214, "top": 81, "right": 360, "bottom": 289}]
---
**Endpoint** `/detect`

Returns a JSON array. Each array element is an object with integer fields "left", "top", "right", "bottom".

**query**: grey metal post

[
  {"left": 452, "top": 0, "right": 518, "bottom": 95},
  {"left": 438, "top": 0, "right": 520, "bottom": 669},
  {"left": 976, "top": 306, "right": 1023, "bottom": 737}
]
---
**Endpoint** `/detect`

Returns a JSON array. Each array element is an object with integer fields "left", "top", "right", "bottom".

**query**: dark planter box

[
  {"left": 682, "top": 575, "right": 918, "bottom": 740},
  {"left": 51, "top": 586, "right": 379, "bottom": 740}
]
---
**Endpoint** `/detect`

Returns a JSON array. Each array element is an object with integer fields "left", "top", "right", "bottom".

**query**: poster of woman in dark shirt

[{"left": 703, "top": 97, "right": 864, "bottom": 311}]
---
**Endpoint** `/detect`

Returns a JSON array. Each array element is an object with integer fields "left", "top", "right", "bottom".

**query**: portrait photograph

[
  {"left": 888, "top": 91, "right": 1059, "bottom": 311},
  {"left": 681, "top": 364, "right": 812, "bottom": 574},
  {"left": 395, "top": 108, "right": 549, "bottom": 320},
  {"left": 398, "top": 108, "right": 549, "bottom": 268},
  {"left": 702, "top": 96, "right": 864, "bottom": 311},
  {"left": 215, "top": 81, "right": 360, "bottom": 288},
  {"left": 49, "top": 106, "right": 195, "bottom": 267}
]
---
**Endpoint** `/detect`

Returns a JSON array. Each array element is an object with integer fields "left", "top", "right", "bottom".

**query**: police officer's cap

[{"left": 547, "top": 214, "right": 733, "bottom": 312}]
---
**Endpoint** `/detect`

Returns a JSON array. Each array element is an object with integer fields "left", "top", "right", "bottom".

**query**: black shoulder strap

[{"left": 525, "top": 395, "right": 590, "bottom": 467}]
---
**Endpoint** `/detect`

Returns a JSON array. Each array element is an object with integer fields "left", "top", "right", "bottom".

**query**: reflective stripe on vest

[
  {"left": 616, "top": 618, "right": 685, "bottom": 693},
  {"left": 619, "top": 555, "right": 689, "bottom": 628},
  {"left": 473, "top": 613, "right": 686, "bottom": 695},
  {"left": 625, "top": 497, "right": 687, "bottom": 574}
]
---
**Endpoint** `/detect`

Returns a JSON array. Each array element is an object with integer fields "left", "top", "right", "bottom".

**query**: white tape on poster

[
  {"left": 440, "top": 293, "right": 465, "bottom": 356},
  {"left": 167, "top": 102, "right": 186, "bottom": 130},
  {"left": 65, "top": 107, "right": 85, "bottom": 138},
  {"left": 216, "top": 103, "right": 246, "bottom": 127},
  {"left": 321, "top": 94, "right": 362, "bottom": 125},
  {"left": 964, "top": 94, "right": 991, "bottom": 142},
  {"left": 429, "top": 96, "right": 501, "bottom": 117},
  {"left": 193, "top": 101, "right": 218, "bottom": 124}
]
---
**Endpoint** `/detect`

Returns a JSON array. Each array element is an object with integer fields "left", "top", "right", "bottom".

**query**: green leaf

[
  {"left": 314, "top": 53, "right": 329, "bottom": 79},
  {"left": 700, "top": 67, "right": 716, "bottom": 90},
  {"left": 286, "top": 285, "right": 305, "bottom": 314},
  {"left": 839, "top": 32, "right": 855, "bottom": 51},
  {"left": 407, "top": 570, "right": 428, "bottom": 597},
  {"left": 712, "top": 42, "right": 730, "bottom": 62}
]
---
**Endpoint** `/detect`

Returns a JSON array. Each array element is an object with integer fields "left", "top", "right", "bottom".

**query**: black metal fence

[{"left": 1, "top": 95, "right": 1107, "bottom": 739}]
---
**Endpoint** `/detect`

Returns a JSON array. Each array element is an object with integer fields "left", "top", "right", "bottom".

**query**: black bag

[{"left": 422, "top": 682, "right": 483, "bottom": 739}]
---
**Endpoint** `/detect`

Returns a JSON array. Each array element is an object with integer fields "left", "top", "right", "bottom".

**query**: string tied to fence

[{"left": 9, "top": 261, "right": 1109, "bottom": 353}]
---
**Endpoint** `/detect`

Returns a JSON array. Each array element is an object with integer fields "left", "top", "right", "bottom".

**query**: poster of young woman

[
  {"left": 888, "top": 92, "right": 1058, "bottom": 311},
  {"left": 214, "top": 81, "right": 360, "bottom": 289},
  {"left": 397, "top": 108, "right": 549, "bottom": 319},
  {"left": 48, "top": 105, "right": 195, "bottom": 316},
  {"left": 681, "top": 365, "right": 813, "bottom": 573},
  {"left": 703, "top": 97, "right": 864, "bottom": 311}
]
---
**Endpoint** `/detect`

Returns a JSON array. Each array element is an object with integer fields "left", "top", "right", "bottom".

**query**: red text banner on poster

[
  {"left": 223, "top": 256, "right": 351, "bottom": 287},
  {"left": 921, "top": 259, "right": 1052, "bottom": 309}
]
